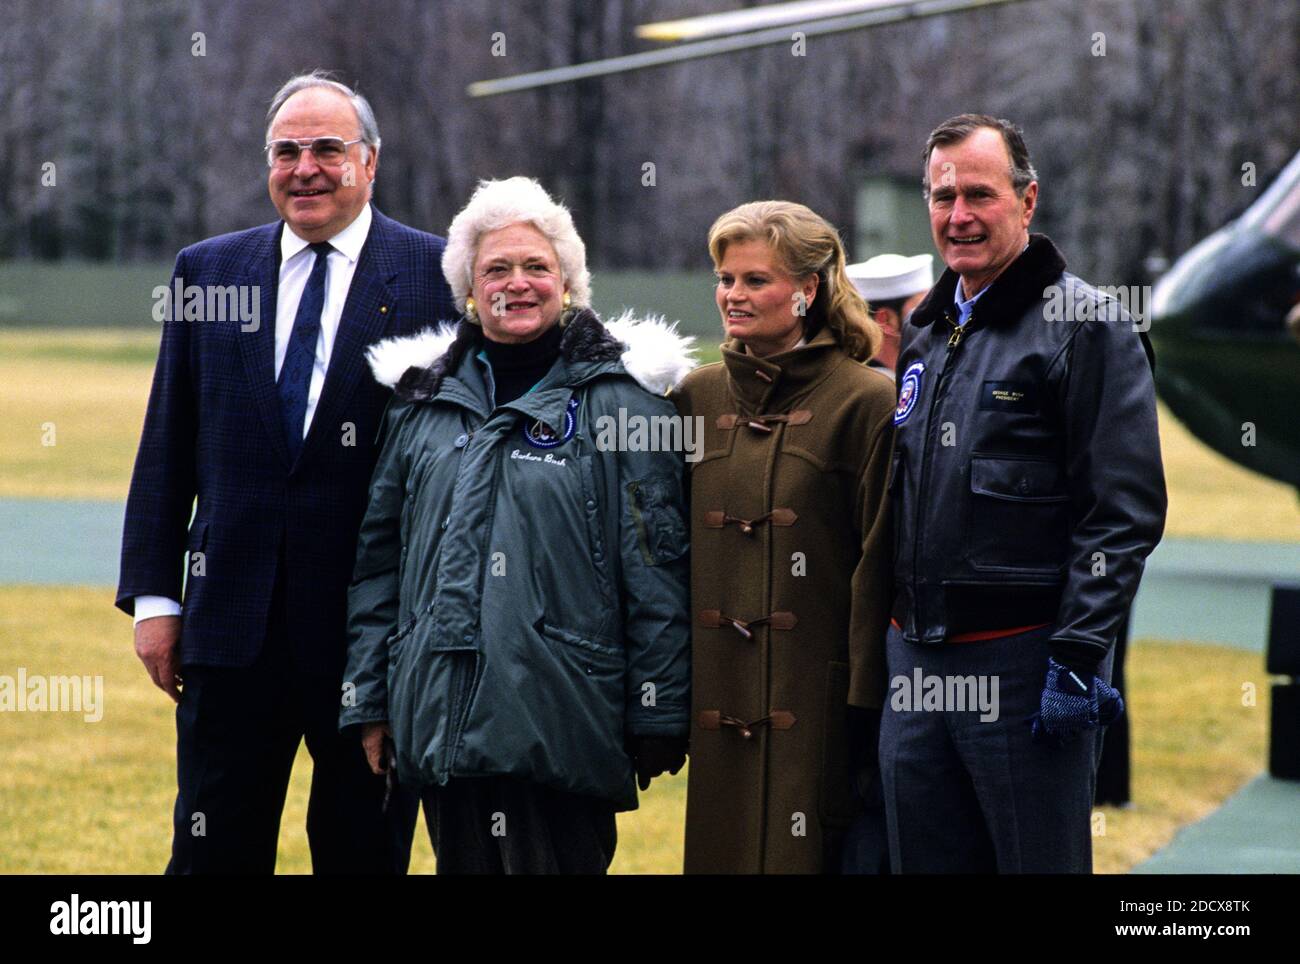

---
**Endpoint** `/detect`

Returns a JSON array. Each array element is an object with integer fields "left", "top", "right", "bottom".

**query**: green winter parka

[{"left": 340, "top": 309, "right": 696, "bottom": 810}]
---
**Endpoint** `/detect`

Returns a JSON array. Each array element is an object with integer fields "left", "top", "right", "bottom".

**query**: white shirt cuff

[{"left": 133, "top": 595, "right": 182, "bottom": 625}]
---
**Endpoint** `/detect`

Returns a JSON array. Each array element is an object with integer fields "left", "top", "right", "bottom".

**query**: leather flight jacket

[{"left": 890, "top": 234, "right": 1167, "bottom": 672}]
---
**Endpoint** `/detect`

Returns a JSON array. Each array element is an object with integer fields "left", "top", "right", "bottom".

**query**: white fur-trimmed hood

[
  {"left": 603, "top": 309, "right": 698, "bottom": 395},
  {"left": 365, "top": 309, "right": 698, "bottom": 396},
  {"left": 365, "top": 323, "right": 460, "bottom": 391}
]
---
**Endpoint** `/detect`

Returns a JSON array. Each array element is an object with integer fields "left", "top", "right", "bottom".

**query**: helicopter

[
  {"left": 468, "top": 0, "right": 1300, "bottom": 497},
  {"left": 1150, "top": 149, "right": 1300, "bottom": 495}
]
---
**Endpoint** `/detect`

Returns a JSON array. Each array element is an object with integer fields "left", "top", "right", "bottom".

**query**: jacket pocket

[
  {"left": 576, "top": 455, "right": 617, "bottom": 608},
  {"left": 535, "top": 622, "right": 631, "bottom": 799},
  {"left": 179, "top": 520, "right": 278, "bottom": 658},
  {"left": 388, "top": 606, "right": 420, "bottom": 650},
  {"left": 628, "top": 476, "right": 689, "bottom": 566},
  {"left": 820, "top": 660, "right": 860, "bottom": 827},
  {"left": 388, "top": 607, "right": 477, "bottom": 781},
  {"left": 966, "top": 455, "right": 1069, "bottom": 573},
  {"left": 385, "top": 608, "right": 422, "bottom": 773}
]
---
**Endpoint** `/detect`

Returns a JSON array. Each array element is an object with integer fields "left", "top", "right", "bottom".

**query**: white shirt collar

[
  {"left": 743, "top": 335, "right": 807, "bottom": 356},
  {"left": 280, "top": 202, "right": 373, "bottom": 264}
]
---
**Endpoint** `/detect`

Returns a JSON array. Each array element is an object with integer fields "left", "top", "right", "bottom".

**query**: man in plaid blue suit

[{"left": 116, "top": 72, "right": 455, "bottom": 874}]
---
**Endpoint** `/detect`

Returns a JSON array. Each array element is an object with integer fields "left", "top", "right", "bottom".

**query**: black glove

[
  {"left": 845, "top": 705, "right": 883, "bottom": 803},
  {"left": 1030, "top": 657, "right": 1125, "bottom": 746},
  {"left": 631, "top": 736, "right": 687, "bottom": 791}
]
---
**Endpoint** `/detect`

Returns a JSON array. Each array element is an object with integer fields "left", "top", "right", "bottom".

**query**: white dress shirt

[
  {"left": 134, "top": 204, "right": 374, "bottom": 624},
  {"left": 274, "top": 202, "right": 372, "bottom": 432}
]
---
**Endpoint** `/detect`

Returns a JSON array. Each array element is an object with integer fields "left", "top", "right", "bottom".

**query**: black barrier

[{"left": 1267, "top": 583, "right": 1300, "bottom": 780}]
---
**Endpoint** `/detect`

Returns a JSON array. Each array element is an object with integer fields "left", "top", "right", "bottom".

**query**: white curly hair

[{"left": 441, "top": 176, "right": 591, "bottom": 313}]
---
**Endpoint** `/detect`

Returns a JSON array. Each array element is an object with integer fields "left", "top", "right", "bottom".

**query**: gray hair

[
  {"left": 922, "top": 113, "right": 1037, "bottom": 201},
  {"left": 442, "top": 177, "right": 592, "bottom": 313},
  {"left": 265, "top": 70, "right": 381, "bottom": 165}
]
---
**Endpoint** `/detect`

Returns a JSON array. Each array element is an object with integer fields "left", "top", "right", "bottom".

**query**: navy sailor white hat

[{"left": 846, "top": 253, "right": 934, "bottom": 302}]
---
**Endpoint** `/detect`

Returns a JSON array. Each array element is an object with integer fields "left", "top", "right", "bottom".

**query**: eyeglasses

[{"left": 264, "top": 136, "right": 363, "bottom": 168}]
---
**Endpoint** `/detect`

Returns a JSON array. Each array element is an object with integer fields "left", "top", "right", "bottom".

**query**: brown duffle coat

[{"left": 671, "top": 325, "right": 896, "bottom": 874}]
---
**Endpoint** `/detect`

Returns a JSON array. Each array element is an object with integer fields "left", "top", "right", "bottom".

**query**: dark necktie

[{"left": 277, "top": 241, "right": 332, "bottom": 464}]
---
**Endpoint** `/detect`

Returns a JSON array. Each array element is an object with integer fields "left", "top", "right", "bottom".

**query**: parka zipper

[
  {"left": 444, "top": 418, "right": 497, "bottom": 777},
  {"left": 440, "top": 366, "right": 599, "bottom": 776},
  {"left": 429, "top": 399, "right": 489, "bottom": 779},
  {"left": 911, "top": 308, "right": 972, "bottom": 629}
]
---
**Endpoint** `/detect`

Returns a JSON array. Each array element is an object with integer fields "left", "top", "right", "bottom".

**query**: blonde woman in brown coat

[{"left": 672, "top": 201, "right": 897, "bottom": 874}]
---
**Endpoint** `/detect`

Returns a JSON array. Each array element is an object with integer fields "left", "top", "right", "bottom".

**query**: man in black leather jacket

[{"left": 879, "top": 114, "right": 1167, "bottom": 873}]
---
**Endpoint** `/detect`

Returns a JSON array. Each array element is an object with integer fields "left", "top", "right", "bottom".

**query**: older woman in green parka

[{"left": 340, "top": 177, "right": 696, "bottom": 874}]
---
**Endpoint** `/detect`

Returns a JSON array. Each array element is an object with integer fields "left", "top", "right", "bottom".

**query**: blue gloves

[{"left": 1030, "top": 657, "right": 1125, "bottom": 745}]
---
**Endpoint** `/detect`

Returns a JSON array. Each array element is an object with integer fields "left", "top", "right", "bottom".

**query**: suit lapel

[
  {"left": 296, "top": 211, "right": 398, "bottom": 470},
  {"left": 236, "top": 222, "right": 293, "bottom": 469}
]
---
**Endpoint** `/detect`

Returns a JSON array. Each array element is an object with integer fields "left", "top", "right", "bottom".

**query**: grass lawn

[
  {"left": 0, "top": 330, "right": 158, "bottom": 501},
  {"left": 0, "top": 586, "right": 1266, "bottom": 874}
]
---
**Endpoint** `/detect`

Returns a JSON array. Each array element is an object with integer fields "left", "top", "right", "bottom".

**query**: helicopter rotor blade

[
  {"left": 468, "top": 0, "right": 1027, "bottom": 98},
  {"left": 639, "top": 0, "right": 944, "bottom": 43}
]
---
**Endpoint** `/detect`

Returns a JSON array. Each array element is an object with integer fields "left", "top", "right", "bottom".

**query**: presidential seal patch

[
  {"left": 523, "top": 396, "right": 579, "bottom": 449},
  {"left": 895, "top": 361, "right": 925, "bottom": 426}
]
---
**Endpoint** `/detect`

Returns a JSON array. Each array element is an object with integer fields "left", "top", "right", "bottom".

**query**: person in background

[{"left": 847, "top": 253, "right": 934, "bottom": 379}]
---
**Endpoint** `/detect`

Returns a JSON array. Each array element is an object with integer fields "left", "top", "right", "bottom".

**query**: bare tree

[{"left": 0, "top": 0, "right": 1294, "bottom": 279}]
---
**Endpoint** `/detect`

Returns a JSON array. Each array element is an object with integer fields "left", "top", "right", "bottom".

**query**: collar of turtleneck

[
  {"left": 481, "top": 322, "right": 564, "bottom": 368},
  {"left": 479, "top": 322, "right": 564, "bottom": 406}
]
